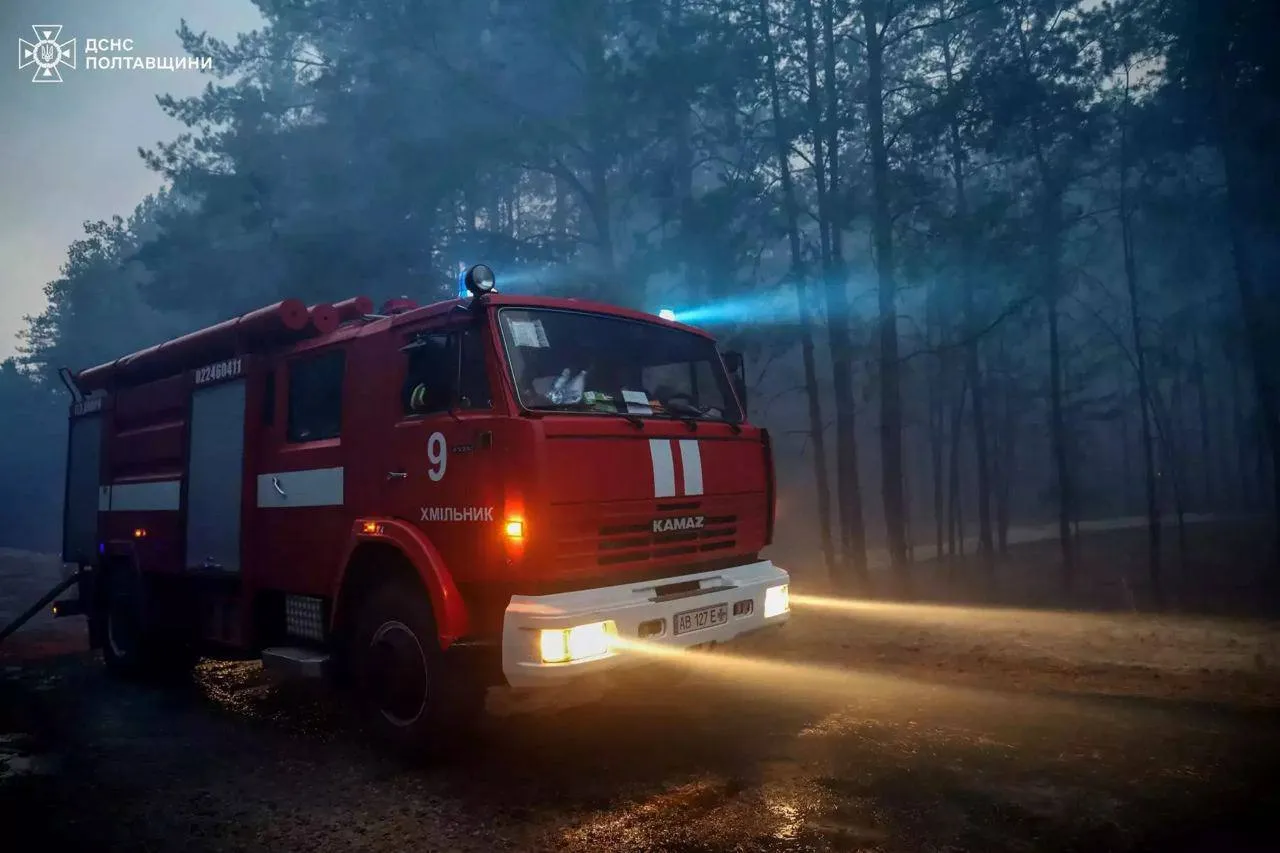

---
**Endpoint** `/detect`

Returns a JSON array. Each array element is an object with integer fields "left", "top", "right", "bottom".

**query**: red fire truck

[{"left": 54, "top": 265, "right": 790, "bottom": 752}]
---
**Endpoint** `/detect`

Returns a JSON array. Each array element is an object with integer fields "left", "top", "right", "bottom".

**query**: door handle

[
  {"left": 387, "top": 471, "right": 407, "bottom": 480},
  {"left": 271, "top": 476, "right": 286, "bottom": 498}
]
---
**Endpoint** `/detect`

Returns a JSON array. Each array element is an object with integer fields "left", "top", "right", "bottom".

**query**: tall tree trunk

[
  {"left": 1218, "top": 109, "right": 1280, "bottom": 567},
  {"left": 1046, "top": 285, "right": 1075, "bottom": 588},
  {"left": 1190, "top": 333, "right": 1214, "bottom": 511},
  {"left": 928, "top": 295, "right": 946, "bottom": 561},
  {"left": 580, "top": 5, "right": 615, "bottom": 291},
  {"left": 861, "top": 3, "right": 910, "bottom": 585},
  {"left": 1118, "top": 77, "right": 1163, "bottom": 605},
  {"left": 993, "top": 340, "right": 1015, "bottom": 555},
  {"left": 1120, "top": 392, "right": 1133, "bottom": 515},
  {"left": 758, "top": 0, "right": 837, "bottom": 580},
  {"left": 1015, "top": 11, "right": 1075, "bottom": 586},
  {"left": 1165, "top": 371, "right": 1190, "bottom": 593},
  {"left": 821, "top": 0, "right": 843, "bottom": 277},
  {"left": 1259, "top": 408, "right": 1273, "bottom": 510},
  {"left": 941, "top": 31, "right": 994, "bottom": 571},
  {"left": 947, "top": 374, "right": 968, "bottom": 564},
  {"left": 1214, "top": 355, "right": 1235, "bottom": 512},
  {"left": 1231, "top": 356, "right": 1251, "bottom": 507},
  {"left": 801, "top": 0, "right": 868, "bottom": 589}
]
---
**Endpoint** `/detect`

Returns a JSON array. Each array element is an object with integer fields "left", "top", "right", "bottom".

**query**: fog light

[
  {"left": 638, "top": 618, "right": 665, "bottom": 638},
  {"left": 539, "top": 621, "right": 618, "bottom": 663},
  {"left": 763, "top": 584, "right": 789, "bottom": 618}
]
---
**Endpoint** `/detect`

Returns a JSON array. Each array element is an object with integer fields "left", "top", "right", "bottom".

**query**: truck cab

[{"left": 62, "top": 265, "right": 790, "bottom": 754}]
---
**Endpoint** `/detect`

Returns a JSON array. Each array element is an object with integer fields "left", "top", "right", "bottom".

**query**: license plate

[{"left": 673, "top": 602, "right": 729, "bottom": 636}]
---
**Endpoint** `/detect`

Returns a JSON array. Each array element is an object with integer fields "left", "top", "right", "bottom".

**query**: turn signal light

[
  {"left": 133, "top": 528, "right": 147, "bottom": 539},
  {"left": 503, "top": 518, "right": 524, "bottom": 540}
]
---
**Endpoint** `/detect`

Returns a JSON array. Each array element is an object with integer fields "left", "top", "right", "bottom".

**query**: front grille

[
  {"left": 552, "top": 496, "right": 760, "bottom": 574},
  {"left": 596, "top": 509, "right": 738, "bottom": 566},
  {"left": 554, "top": 500, "right": 735, "bottom": 568}
]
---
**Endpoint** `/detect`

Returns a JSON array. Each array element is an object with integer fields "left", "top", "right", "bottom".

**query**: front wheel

[{"left": 351, "top": 578, "right": 485, "bottom": 757}]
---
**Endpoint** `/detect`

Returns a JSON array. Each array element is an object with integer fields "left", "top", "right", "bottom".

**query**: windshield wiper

[
  {"left": 660, "top": 400, "right": 744, "bottom": 434},
  {"left": 663, "top": 400, "right": 704, "bottom": 415},
  {"left": 531, "top": 401, "right": 644, "bottom": 429}
]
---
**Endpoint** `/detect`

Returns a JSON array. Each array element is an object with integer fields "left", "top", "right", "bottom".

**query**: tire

[
  {"left": 99, "top": 563, "right": 198, "bottom": 684},
  {"left": 351, "top": 576, "right": 486, "bottom": 758}
]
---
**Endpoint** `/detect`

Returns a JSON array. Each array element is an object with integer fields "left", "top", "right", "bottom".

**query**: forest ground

[{"left": 1, "top": 518, "right": 1278, "bottom": 852}]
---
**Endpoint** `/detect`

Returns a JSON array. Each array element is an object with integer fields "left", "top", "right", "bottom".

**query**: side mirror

[{"left": 722, "top": 350, "right": 748, "bottom": 414}]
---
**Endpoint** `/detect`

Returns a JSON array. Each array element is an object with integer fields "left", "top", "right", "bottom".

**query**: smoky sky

[{"left": 0, "top": 0, "right": 263, "bottom": 359}]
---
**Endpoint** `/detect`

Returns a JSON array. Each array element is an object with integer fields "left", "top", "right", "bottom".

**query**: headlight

[
  {"left": 763, "top": 584, "right": 790, "bottom": 618},
  {"left": 539, "top": 621, "right": 618, "bottom": 663}
]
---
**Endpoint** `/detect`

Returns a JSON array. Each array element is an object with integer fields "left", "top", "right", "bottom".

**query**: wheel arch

[{"left": 330, "top": 519, "right": 471, "bottom": 652}]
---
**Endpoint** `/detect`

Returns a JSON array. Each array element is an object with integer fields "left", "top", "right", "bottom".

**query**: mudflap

[{"left": 79, "top": 567, "right": 106, "bottom": 650}]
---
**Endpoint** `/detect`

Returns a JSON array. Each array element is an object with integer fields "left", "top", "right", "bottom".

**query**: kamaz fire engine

[{"left": 51, "top": 265, "right": 790, "bottom": 752}]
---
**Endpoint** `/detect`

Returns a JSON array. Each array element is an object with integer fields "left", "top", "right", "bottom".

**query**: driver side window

[
  {"left": 401, "top": 327, "right": 492, "bottom": 416},
  {"left": 403, "top": 333, "right": 453, "bottom": 415}
]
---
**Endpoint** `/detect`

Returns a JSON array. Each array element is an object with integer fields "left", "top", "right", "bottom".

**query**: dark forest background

[{"left": 2, "top": 0, "right": 1277, "bottom": 601}]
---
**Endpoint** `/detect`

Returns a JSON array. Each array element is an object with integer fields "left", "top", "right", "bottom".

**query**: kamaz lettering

[{"left": 652, "top": 515, "right": 706, "bottom": 534}]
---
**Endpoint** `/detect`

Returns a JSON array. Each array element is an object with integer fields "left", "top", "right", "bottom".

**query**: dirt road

[
  {"left": 2, "top": 527, "right": 1280, "bottom": 853},
  {"left": 3, "top": 611, "right": 1279, "bottom": 850}
]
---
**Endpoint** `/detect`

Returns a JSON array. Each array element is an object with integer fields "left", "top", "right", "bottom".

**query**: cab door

[{"left": 382, "top": 319, "right": 498, "bottom": 580}]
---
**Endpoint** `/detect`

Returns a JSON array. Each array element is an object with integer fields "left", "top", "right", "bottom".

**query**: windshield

[{"left": 497, "top": 307, "right": 743, "bottom": 423}]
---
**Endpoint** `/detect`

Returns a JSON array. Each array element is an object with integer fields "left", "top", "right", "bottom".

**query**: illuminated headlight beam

[
  {"left": 763, "top": 584, "right": 790, "bottom": 618},
  {"left": 539, "top": 620, "right": 618, "bottom": 663}
]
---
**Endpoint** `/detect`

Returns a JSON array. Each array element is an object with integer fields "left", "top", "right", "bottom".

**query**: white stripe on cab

[
  {"left": 648, "top": 439, "right": 676, "bottom": 498},
  {"left": 678, "top": 439, "right": 703, "bottom": 496}
]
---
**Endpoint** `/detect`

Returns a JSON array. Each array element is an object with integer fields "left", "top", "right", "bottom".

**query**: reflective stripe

[
  {"left": 648, "top": 439, "right": 676, "bottom": 498},
  {"left": 103, "top": 480, "right": 182, "bottom": 512},
  {"left": 256, "top": 466, "right": 345, "bottom": 508},
  {"left": 650, "top": 439, "right": 705, "bottom": 498},
  {"left": 678, "top": 439, "right": 703, "bottom": 496}
]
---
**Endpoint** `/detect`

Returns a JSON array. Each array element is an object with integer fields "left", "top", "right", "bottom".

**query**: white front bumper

[{"left": 501, "top": 559, "right": 790, "bottom": 688}]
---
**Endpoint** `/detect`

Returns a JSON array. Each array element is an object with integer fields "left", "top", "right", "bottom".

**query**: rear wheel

[
  {"left": 99, "top": 563, "right": 198, "bottom": 683},
  {"left": 351, "top": 577, "right": 485, "bottom": 757}
]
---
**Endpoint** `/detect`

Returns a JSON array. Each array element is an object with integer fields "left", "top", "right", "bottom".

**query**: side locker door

[
  {"left": 184, "top": 357, "right": 248, "bottom": 572},
  {"left": 63, "top": 395, "right": 106, "bottom": 568},
  {"left": 253, "top": 346, "right": 348, "bottom": 601}
]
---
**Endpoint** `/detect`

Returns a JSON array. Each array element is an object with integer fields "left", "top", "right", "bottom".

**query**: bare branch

[{"left": 895, "top": 292, "right": 1037, "bottom": 367}]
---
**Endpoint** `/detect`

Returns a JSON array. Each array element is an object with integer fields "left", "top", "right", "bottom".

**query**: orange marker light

[
  {"left": 360, "top": 521, "right": 383, "bottom": 535},
  {"left": 503, "top": 519, "right": 525, "bottom": 539},
  {"left": 133, "top": 528, "right": 147, "bottom": 539}
]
